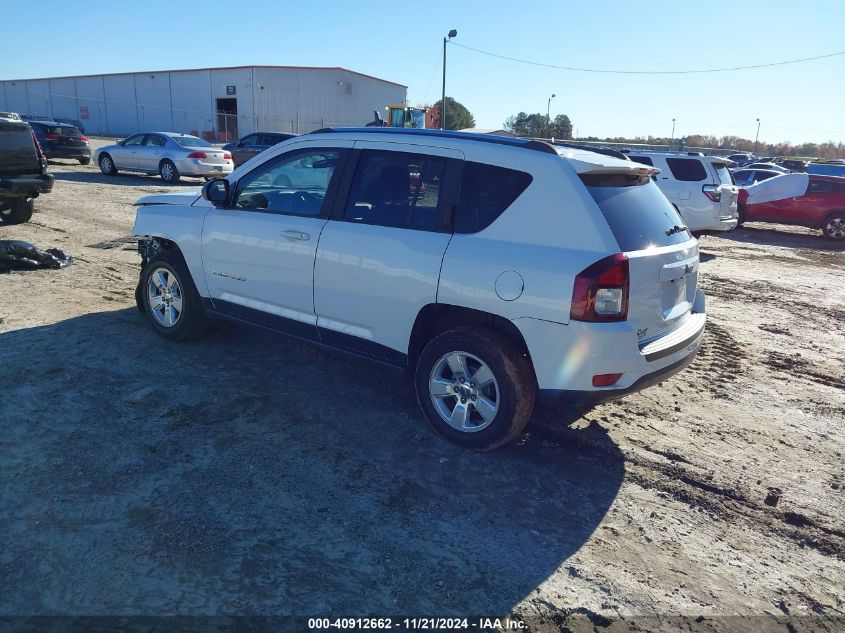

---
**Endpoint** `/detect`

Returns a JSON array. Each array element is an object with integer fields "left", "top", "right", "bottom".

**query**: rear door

[
  {"left": 583, "top": 174, "right": 702, "bottom": 346},
  {"left": 137, "top": 133, "right": 167, "bottom": 172},
  {"left": 313, "top": 142, "right": 461, "bottom": 360},
  {"left": 709, "top": 160, "right": 738, "bottom": 219}
]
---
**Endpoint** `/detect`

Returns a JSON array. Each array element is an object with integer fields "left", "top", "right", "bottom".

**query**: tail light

[
  {"left": 31, "top": 131, "right": 46, "bottom": 161},
  {"left": 223, "top": 152, "right": 232, "bottom": 160},
  {"left": 79, "top": 135, "right": 89, "bottom": 143},
  {"left": 702, "top": 184, "right": 721, "bottom": 202},
  {"left": 593, "top": 373, "right": 623, "bottom": 387},
  {"left": 44, "top": 133, "right": 60, "bottom": 142},
  {"left": 570, "top": 254, "right": 629, "bottom": 322},
  {"left": 187, "top": 151, "right": 207, "bottom": 159}
]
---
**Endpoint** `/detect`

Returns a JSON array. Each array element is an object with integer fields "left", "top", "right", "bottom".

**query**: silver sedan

[{"left": 95, "top": 132, "right": 234, "bottom": 183}]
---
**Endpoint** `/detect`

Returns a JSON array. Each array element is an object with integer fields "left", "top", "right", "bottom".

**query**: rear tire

[
  {"left": 414, "top": 327, "right": 535, "bottom": 451},
  {"left": 159, "top": 159, "right": 180, "bottom": 183},
  {"left": 98, "top": 153, "right": 117, "bottom": 175},
  {"left": 737, "top": 203, "right": 747, "bottom": 227},
  {"left": 79, "top": 157, "right": 91, "bottom": 165},
  {"left": 0, "top": 198, "right": 34, "bottom": 225},
  {"left": 140, "top": 250, "right": 205, "bottom": 340},
  {"left": 822, "top": 213, "right": 845, "bottom": 240}
]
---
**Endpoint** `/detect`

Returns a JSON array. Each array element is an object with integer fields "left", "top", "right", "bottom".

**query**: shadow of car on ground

[
  {"left": 0, "top": 308, "right": 624, "bottom": 615},
  {"left": 50, "top": 170, "right": 207, "bottom": 188},
  {"left": 720, "top": 224, "right": 844, "bottom": 252}
]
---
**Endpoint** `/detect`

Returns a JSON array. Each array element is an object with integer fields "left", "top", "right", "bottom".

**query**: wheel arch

[{"left": 407, "top": 303, "right": 536, "bottom": 386}]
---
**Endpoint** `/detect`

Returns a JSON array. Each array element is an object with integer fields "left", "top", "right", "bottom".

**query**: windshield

[
  {"left": 711, "top": 162, "right": 734, "bottom": 185},
  {"left": 584, "top": 176, "right": 691, "bottom": 251},
  {"left": 172, "top": 135, "right": 212, "bottom": 147}
]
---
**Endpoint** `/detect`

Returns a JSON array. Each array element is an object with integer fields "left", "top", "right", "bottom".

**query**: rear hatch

[
  {"left": 42, "top": 124, "right": 88, "bottom": 149},
  {"left": 580, "top": 167, "right": 700, "bottom": 344},
  {"left": 709, "top": 159, "right": 738, "bottom": 218},
  {"left": 0, "top": 121, "right": 42, "bottom": 175}
]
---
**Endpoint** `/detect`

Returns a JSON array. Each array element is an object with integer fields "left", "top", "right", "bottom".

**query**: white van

[{"left": 626, "top": 152, "right": 738, "bottom": 232}]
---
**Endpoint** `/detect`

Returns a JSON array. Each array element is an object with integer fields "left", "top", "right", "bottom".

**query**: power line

[{"left": 450, "top": 42, "right": 845, "bottom": 75}]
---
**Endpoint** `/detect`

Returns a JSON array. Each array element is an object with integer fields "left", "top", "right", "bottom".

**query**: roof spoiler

[{"left": 549, "top": 141, "right": 630, "bottom": 160}]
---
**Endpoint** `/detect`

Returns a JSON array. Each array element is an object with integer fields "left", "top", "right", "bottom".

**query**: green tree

[
  {"left": 431, "top": 97, "right": 476, "bottom": 130},
  {"left": 504, "top": 112, "right": 573, "bottom": 139}
]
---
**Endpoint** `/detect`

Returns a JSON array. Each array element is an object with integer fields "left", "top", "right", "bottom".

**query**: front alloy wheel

[
  {"left": 429, "top": 351, "right": 500, "bottom": 433},
  {"left": 147, "top": 267, "right": 183, "bottom": 328},
  {"left": 823, "top": 215, "right": 845, "bottom": 240}
]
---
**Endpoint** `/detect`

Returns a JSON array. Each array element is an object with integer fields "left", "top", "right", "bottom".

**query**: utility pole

[
  {"left": 754, "top": 118, "right": 761, "bottom": 155},
  {"left": 441, "top": 29, "right": 457, "bottom": 130},
  {"left": 671, "top": 118, "right": 676, "bottom": 148},
  {"left": 547, "top": 94, "right": 556, "bottom": 123}
]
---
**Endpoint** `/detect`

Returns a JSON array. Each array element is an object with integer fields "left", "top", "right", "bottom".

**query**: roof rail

[{"left": 306, "top": 127, "right": 559, "bottom": 155}]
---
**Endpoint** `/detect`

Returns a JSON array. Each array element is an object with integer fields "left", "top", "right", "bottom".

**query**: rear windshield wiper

[{"left": 665, "top": 224, "right": 688, "bottom": 236}]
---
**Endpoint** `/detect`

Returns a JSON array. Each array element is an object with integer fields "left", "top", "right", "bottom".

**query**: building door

[{"left": 216, "top": 97, "right": 238, "bottom": 142}]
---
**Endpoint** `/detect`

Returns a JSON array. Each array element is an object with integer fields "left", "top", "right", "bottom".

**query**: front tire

[
  {"left": 0, "top": 198, "right": 34, "bottom": 225},
  {"left": 79, "top": 157, "right": 91, "bottom": 165},
  {"left": 822, "top": 213, "right": 845, "bottom": 240},
  {"left": 414, "top": 327, "right": 535, "bottom": 451},
  {"left": 140, "top": 250, "right": 205, "bottom": 340},
  {"left": 98, "top": 153, "right": 117, "bottom": 175},
  {"left": 159, "top": 159, "right": 180, "bottom": 183}
]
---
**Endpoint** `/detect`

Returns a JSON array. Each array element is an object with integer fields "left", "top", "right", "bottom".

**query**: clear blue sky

[{"left": 2, "top": 0, "right": 843, "bottom": 145}]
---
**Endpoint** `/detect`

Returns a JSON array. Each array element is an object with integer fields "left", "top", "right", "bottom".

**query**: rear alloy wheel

[
  {"left": 99, "top": 154, "right": 117, "bottom": 175},
  {"left": 159, "top": 159, "right": 180, "bottom": 183},
  {"left": 415, "top": 327, "right": 535, "bottom": 451},
  {"left": 822, "top": 214, "right": 845, "bottom": 240},
  {"left": 0, "top": 198, "right": 34, "bottom": 225}
]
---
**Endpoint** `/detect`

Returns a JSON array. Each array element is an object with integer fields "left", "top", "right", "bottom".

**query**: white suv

[
  {"left": 626, "top": 151, "right": 738, "bottom": 233},
  {"left": 132, "top": 129, "right": 706, "bottom": 450}
]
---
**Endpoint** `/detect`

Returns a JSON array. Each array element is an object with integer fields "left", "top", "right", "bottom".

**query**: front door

[
  {"left": 112, "top": 133, "right": 146, "bottom": 170},
  {"left": 313, "top": 142, "right": 462, "bottom": 361},
  {"left": 201, "top": 142, "right": 352, "bottom": 335}
]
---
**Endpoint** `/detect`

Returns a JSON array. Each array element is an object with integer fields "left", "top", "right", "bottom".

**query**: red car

[{"left": 738, "top": 173, "right": 845, "bottom": 239}]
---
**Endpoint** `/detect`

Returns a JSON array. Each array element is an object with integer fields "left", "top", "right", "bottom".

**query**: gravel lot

[{"left": 1, "top": 149, "right": 843, "bottom": 629}]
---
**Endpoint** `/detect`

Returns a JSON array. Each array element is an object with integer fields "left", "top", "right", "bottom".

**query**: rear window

[
  {"left": 629, "top": 156, "right": 653, "bottom": 166},
  {"left": 0, "top": 123, "right": 36, "bottom": 152},
  {"left": 584, "top": 175, "right": 691, "bottom": 251},
  {"left": 710, "top": 162, "right": 734, "bottom": 185},
  {"left": 454, "top": 162, "right": 532, "bottom": 233},
  {"left": 172, "top": 135, "right": 212, "bottom": 147},
  {"left": 666, "top": 158, "right": 707, "bottom": 181},
  {"left": 36, "top": 125, "right": 81, "bottom": 137}
]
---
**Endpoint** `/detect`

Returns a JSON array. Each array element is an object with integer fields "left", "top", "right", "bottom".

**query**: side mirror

[{"left": 202, "top": 178, "right": 230, "bottom": 207}]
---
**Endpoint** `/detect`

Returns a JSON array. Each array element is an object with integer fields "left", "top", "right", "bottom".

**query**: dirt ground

[{"left": 1, "top": 150, "right": 843, "bottom": 630}]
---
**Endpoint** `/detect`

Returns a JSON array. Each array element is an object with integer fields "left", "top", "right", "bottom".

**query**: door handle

[{"left": 281, "top": 230, "right": 310, "bottom": 241}]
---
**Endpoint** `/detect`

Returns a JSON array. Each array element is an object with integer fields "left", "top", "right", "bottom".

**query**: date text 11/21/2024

[{"left": 307, "top": 617, "right": 526, "bottom": 630}]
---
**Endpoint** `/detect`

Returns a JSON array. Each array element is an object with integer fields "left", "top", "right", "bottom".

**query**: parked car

[
  {"left": 52, "top": 117, "right": 85, "bottom": 134},
  {"left": 95, "top": 132, "right": 233, "bottom": 182},
  {"left": 738, "top": 173, "right": 845, "bottom": 239},
  {"left": 726, "top": 153, "right": 756, "bottom": 167},
  {"left": 28, "top": 121, "right": 92, "bottom": 165},
  {"left": 775, "top": 158, "right": 809, "bottom": 172},
  {"left": 223, "top": 132, "right": 297, "bottom": 167},
  {"left": 807, "top": 163, "right": 845, "bottom": 177},
  {"left": 745, "top": 162, "right": 789, "bottom": 173},
  {"left": 131, "top": 128, "right": 706, "bottom": 450},
  {"left": 0, "top": 119, "right": 54, "bottom": 225},
  {"left": 0, "top": 111, "right": 22, "bottom": 122},
  {"left": 626, "top": 151, "right": 738, "bottom": 232},
  {"left": 732, "top": 168, "right": 783, "bottom": 186}
]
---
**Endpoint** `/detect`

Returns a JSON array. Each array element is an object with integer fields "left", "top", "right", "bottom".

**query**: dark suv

[
  {"left": 0, "top": 120, "right": 54, "bottom": 225},
  {"left": 29, "top": 121, "right": 92, "bottom": 164},
  {"left": 223, "top": 132, "right": 296, "bottom": 167}
]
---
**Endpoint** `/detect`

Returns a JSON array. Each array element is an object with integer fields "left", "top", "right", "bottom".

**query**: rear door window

[
  {"left": 710, "top": 162, "right": 734, "bottom": 185},
  {"left": 666, "top": 158, "right": 707, "bottom": 181},
  {"left": 583, "top": 175, "right": 690, "bottom": 251},
  {"left": 454, "top": 162, "right": 532, "bottom": 233},
  {"left": 344, "top": 150, "right": 447, "bottom": 231}
]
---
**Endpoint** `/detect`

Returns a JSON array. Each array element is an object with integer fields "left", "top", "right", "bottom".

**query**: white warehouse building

[{"left": 0, "top": 65, "right": 407, "bottom": 140}]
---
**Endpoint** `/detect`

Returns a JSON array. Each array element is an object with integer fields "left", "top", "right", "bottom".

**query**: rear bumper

[
  {"left": 176, "top": 159, "right": 234, "bottom": 177},
  {"left": 45, "top": 146, "right": 91, "bottom": 160},
  {"left": 0, "top": 173, "right": 54, "bottom": 197},
  {"left": 514, "top": 290, "right": 706, "bottom": 400}
]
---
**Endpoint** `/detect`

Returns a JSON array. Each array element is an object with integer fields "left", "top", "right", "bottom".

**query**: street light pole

[
  {"left": 547, "top": 93, "right": 556, "bottom": 123},
  {"left": 441, "top": 29, "right": 457, "bottom": 130},
  {"left": 671, "top": 118, "right": 676, "bottom": 147},
  {"left": 754, "top": 118, "right": 761, "bottom": 155}
]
